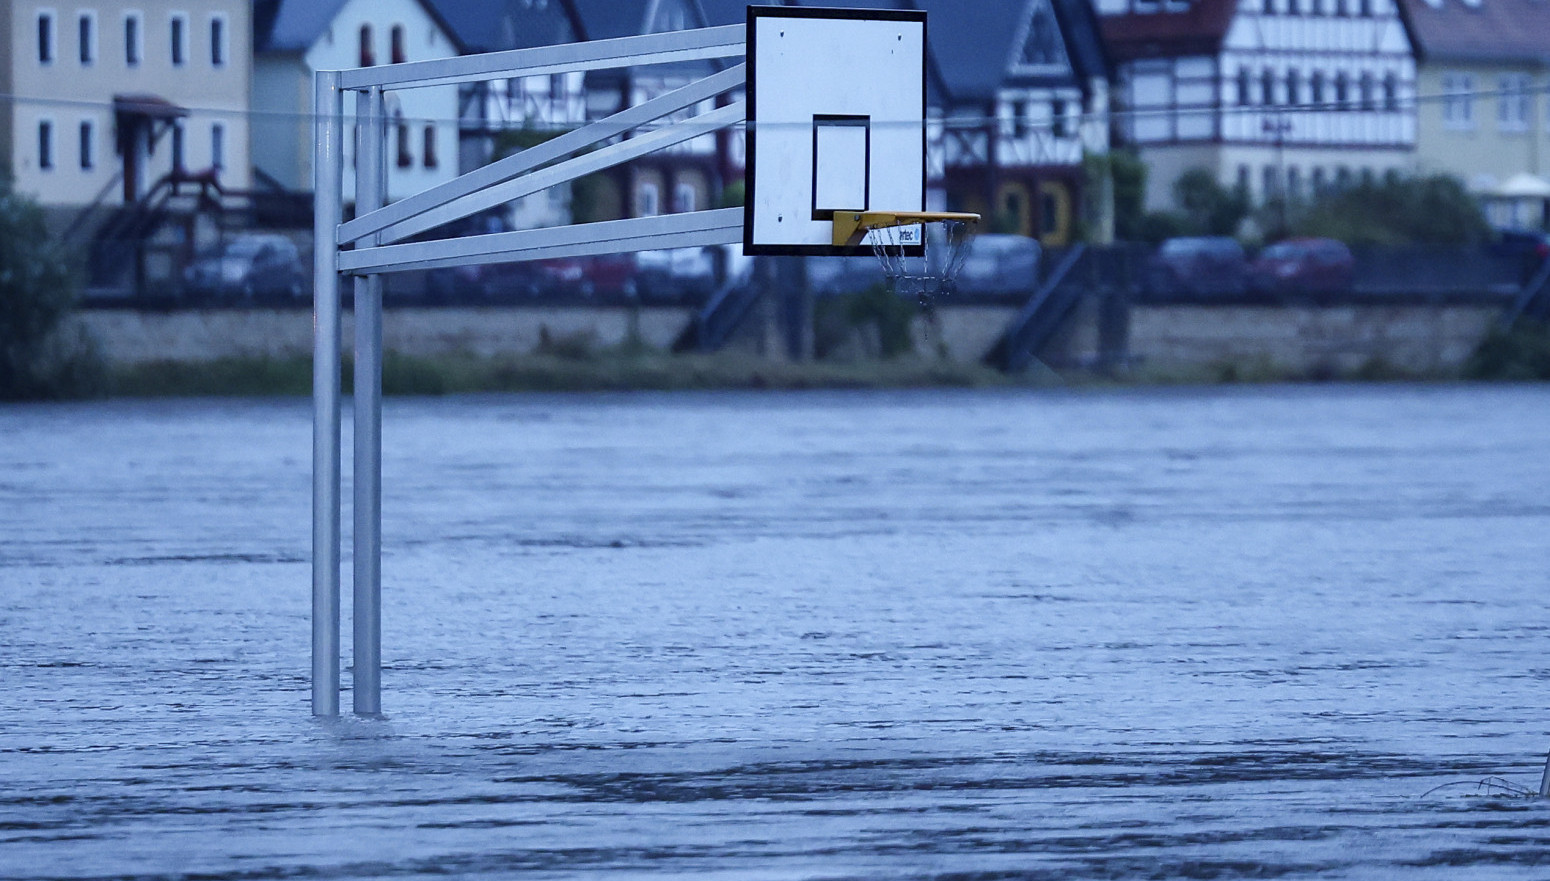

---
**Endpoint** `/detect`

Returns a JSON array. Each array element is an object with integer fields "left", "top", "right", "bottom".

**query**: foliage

[
  {"left": 718, "top": 179, "right": 745, "bottom": 209},
  {"left": 1463, "top": 321, "right": 1550, "bottom": 380},
  {"left": 1291, "top": 174, "right": 1491, "bottom": 246},
  {"left": 0, "top": 176, "right": 97, "bottom": 399},
  {"left": 813, "top": 285, "right": 918, "bottom": 360},
  {"left": 1172, "top": 169, "right": 1249, "bottom": 237},
  {"left": 1109, "top": 148, "right": 1149, "bottom": 242}
]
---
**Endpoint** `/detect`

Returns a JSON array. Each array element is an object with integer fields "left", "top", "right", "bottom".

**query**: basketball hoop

[{"left": 833, "top": 210, "right": 980, "bottom": 305}]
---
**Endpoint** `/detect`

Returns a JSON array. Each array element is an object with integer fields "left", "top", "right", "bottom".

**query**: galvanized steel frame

[{"left": 312, "top": 27, "right": 748, "bottom": 717}]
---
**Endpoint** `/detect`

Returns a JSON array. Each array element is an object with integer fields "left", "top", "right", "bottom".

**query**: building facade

[
  {"left": 923, "top": 0, "right": 1111, "bottom": 245},
  {"left": 1098, "top": 0, "right": 1417, "bottom": 212},
  {"left": 1398, "top": 0, "right": 1550, "bottom": 229},
  {"left": 1, "top": 0, "right": 251, "bottom": 212},
  {"left": 253, "top": 0, "right": 462, "bottom": 205}
]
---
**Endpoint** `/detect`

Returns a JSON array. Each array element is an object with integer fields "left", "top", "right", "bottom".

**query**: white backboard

[{"left": 744, "top": 6, "right": 927, "bottom": 256}]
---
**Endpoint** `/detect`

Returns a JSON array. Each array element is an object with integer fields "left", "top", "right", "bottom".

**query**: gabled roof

[
  {"left": 1097, "top": 0, "right": 1238, "bottom": 61},
  {"left": 256, "top": 0, "right": 467, "bottom": 54},
  {"left": 1395, "top": 0, "right": 1550, "bottom": 65},
  {"left": 918, "top": 0, "right": 1109, "bottom": 103}
]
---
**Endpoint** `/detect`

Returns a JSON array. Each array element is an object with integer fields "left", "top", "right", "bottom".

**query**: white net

[{"left": 866, "top": 218, "right": 976, "bottom": 308}]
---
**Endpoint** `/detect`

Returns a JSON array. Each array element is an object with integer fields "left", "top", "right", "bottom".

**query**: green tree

[
  {"left": 1109, "top": 148, "right": 1148, "bottom": 241},
  {"left": 1291, "top": 174, "right": 1490, "bottom": 245},
  {"left": 0, "top": 176, "right": 92, "bottom": 399},
  {"left": 1173, "top": 168, "right": 1249, "bottom": 236}
]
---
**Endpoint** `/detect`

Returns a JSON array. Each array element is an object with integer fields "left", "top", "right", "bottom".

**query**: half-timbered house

[{"left": 1097, "top": 0, "right": 1418, "bottom": 212}]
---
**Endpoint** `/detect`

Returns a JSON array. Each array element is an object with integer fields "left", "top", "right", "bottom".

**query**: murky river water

[{"left": 3, "top": 384, "right": 1550, "bottom": 879}]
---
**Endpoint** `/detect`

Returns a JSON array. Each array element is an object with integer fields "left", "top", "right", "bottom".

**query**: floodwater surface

[{"left": 3, "top": 385, "right": 1550, "bottom": 879}]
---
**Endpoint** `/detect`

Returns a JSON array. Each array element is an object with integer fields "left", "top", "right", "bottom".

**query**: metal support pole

[
  {"left": 353, "top": 86, "right": 386, "bottom": 716},
  {"left": 1539, "top": 752, "right": 1550, "bottom": 798},
  {"left": 311, "top": 71, "right": 344, "bottom": 717}
]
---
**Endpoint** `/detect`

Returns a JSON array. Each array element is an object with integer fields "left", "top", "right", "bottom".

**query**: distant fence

[{"left": 79, "top": 236, "right": 1536, "bottom": 311}]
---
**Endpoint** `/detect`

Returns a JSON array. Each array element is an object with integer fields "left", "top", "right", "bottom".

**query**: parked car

[
  {"left": 184, "top": 234, "right": 306, "bottom": 301},
  {"left": 534, "top": 253, "right": 638, "bottom": 300},
  {"left": 1147, "top": 236, "right": 1248, "bottom": 297},
  {"left": 636, "top": 247, "right": 718, "bottom": 302},
  {"left": 1248, "top": 237, "right": 1355, "bottom": 298},
  {"left": 953, "top": 234, "right": 1040, "bottom": 297},
  {"left": 1490, "top": 227, "right": 1550, "bottom": 285}
]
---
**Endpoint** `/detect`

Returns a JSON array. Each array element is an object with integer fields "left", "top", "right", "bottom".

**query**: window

[
  {"left": 390, "top": 24, "right": 405, "bottom": 64},
  {"left": 37, "top": 11, "right": 54, "bottom": 64},
  {"left": 359, "top": 24, "right": 374, "bottom": 66},
  {"left": 78, "top": 12, "right": 94, "bottom": 65},
  {"left": 638, "top": 182, "right": 660, "bottom": 217},
  {"left": 1335, "top": 0, "right": 1348, "bottom": 14},
  {"left": 1359, "top": 72, "right": 1375, "bottom": 110},
  {"left": 1498, "top": 74, "right": 1530, "bottom": 131},
  {"left": 1383, "top": 73, "right": 1399, "bottom": 111},
  {"left": 210, "top": 15, "right": 226, "bottom": 66},
  {"left": 396, "top": 113, "right": 411, "bottom": 168},
  {"left": 171, "top": 121, "right": 185, "bottom": 171},
  {"left": 170, "top": 14, "right": 186, "bottom": 66},
  {"left": 1263, "top": 0, "right": 1275, "bottom": 13},
  {"left": 1052, "top": 98, "right": 1072, "bottom": 137},
  {"left": 79, "top": 120, "right": 93, "bottom": 169},
  {"left": 422, "top": 124, "right": 437, "bottom": 168},
  {"left": 1286, "top": 69, "right": 1301, "bottom": 106},
  {"left": 1286, "top": 166, "right": 1300, "bottom": 198},
  {"left": 211, "top": 122, "right": 224, "bottom": 169},
  {"left": 39, "top": 121, "right": 54, "bottom": 170},
  {"left": 1263, "top": 165, "right": 1279, "bottom": 200},
  {"left": 1237, "top": 164, "right": 1251, "bottom": 193},
  {"left": 1288, "top": 0, "right": 1300, "bottom": 12},
  {"left": 1359, "top": 0, "right": 1372, "bottom": 14},
  {"left": 1312, "top": 167, "right": 1326, "bottom": 193},
  {"left": 1442, "top": 73, "right": 1475, "bottom": 129},
  {"left": 1262, "top": 69, "right": 1276, "bottom": 105},
  {"left": 125, "top": 13, "right": 141, "bottom": 66},
  {"left": 1238, "top": 68, "right": 1253, "bottom": 106},
  {"left": 1335, "top": 71, "right": 1349, "bottom": 109},
  {"left": 1311, "top": 71, "right": 1325, "bottom": 106},
  {"left": 674, "top": 182, "right": 697, "bottom": 213}
]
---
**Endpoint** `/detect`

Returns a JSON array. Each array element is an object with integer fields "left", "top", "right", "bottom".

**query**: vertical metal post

[
  {"left": 1539, "top": 752, "right": 1550, "bottom": 798},
  {"left": 353, "top": 86, "right": 386, "bottom": 716},
  {"left": 312, "top": 71, "right": 344, "bottom": 717}
]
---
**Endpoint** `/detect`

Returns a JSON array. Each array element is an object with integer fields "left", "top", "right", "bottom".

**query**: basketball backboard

[{"left": 744, "top": 5, "right": 927, "bottom": 256}]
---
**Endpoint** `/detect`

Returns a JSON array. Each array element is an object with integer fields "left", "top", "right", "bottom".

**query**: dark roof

[
  {"left": 1396, "top": 0, "right": 1550, "bottom": 65},
  {"left": 256, "top": 0, "right": 467, "bottom": 54},
  {"left": 917, "top": 0, "right": 1108, "bottom": 103},
  {"left": 1097, "top": 0, "right": 1237, "bottom": 61},
  {"left": 254, "top": 0, "right": 347, "bottom": 53},
  {"left": 430, "top": 0, "right": 583, "bottom": 53}
]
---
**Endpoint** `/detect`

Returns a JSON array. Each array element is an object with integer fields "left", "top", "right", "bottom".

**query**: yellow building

[{"left": 1398, "top": 0, "right": 1550, "bottom": 230}]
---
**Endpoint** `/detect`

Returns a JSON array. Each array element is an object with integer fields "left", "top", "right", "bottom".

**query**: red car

[
  {"left": 534, "top": 254, "right": 638, "bottom": 300},
  {"left": 1248, "top": 237, "right": 1355, "bottom": 298}
]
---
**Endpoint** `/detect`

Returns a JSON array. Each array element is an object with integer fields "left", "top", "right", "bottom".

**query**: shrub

[{"left": 0, "top": 177, "right": 96, "bottom": 399}]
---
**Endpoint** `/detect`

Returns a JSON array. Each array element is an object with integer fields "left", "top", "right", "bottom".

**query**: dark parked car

[
  {"left": 953, "top": 234, "right": 1040, "bottom": 297},
  {"left": 183, "top": 234, "right": 306, "bottom": 301},
  {"left": 1490, "top": 227, "right": 1550, "bottom": 285},
  {"left": 1147, "top": 236, "right": 1248, "bottom": 297},
  {"left": 1248, "top": 237, "right": 1355, "bottom": 298}
]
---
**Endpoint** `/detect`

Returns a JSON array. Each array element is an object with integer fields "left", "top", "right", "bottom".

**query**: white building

[
  {"left": 0, "top": 0, "right": 251, "bottom": 212},
  {"left": 1097, "top": 0, "right": 1417, "bottom": 211},
  {"left": 252, "top": 0, "right": 463, "bottom": 205}
]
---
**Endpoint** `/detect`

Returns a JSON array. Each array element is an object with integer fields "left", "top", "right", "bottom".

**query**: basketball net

[{"left": 865, "top": 217, "right": 977, "bottom": 309}]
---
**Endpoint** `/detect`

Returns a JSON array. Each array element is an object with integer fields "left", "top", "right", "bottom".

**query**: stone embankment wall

[{"left": 72, "top": 298, "right": 1503, "bottom": 378}]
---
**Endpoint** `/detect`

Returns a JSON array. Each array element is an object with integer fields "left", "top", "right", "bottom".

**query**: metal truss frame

[{"left": 312, "top": 26, "right": 748, "bottom": 717}]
